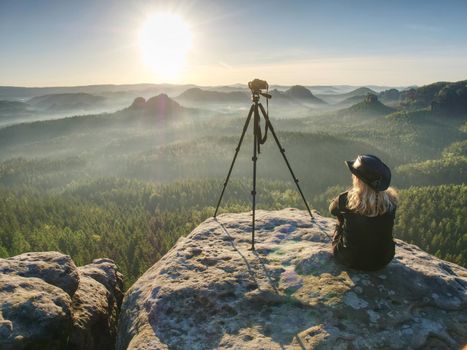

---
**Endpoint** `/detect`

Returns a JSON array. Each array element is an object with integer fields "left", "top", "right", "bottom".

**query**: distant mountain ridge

[
  {"left": 0, "top": 100, "right": 32, "bottom": 117},
  {"left": 28, "top": 93, "right": 106, "bottom": 112},
  {"left": 128, "top": 94, "right": 185, "bottom": 115},
  {"left": 335, "top": 88, "right": 402, "bottom": 108},
  {"left": 284, "top": 85, "right": 327, "bottom": 105},
  {"left": 175, "top": 88, "right": 248, "bottom": 106},
  {"left": 401, "top": 79, "right": 467, "bottom": 116},
  {"left": 267, "top": 86, "right": 327, "bottom": 108},
  {"left": 337, "top": 87, "right": 377, "bottom": 99},
  {"left": 317, "top": 87, "right": 378, "bottom": 104},
  {"left": 0, "top": 94, "right": 193, "bottom": 147},
  {"left": 378, "top": 89, "right": 402, "bottom": 104},
  {"left": 1, "top": 80, "right": 465, "bottom": 126},
  {"left": 0, "top": 84, "right": 197, "bottom": 100}
]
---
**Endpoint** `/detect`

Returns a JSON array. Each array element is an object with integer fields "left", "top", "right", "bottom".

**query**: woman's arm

[{"left": 329, "top": 196, "right": 339, "bottom": 216}]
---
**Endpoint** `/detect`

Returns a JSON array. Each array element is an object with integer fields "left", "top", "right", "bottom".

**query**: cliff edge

[{"left": 117, "top": 208, "right": 466, "bottom": 350}]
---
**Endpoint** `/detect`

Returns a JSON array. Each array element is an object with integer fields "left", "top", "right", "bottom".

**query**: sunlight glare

[{"left": 139, "top": 13, "right": 192, "bottom": 80}]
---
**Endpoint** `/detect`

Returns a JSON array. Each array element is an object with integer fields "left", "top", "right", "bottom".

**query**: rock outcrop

[
  {"left": 340, "top": 93, "right": 395, "bottom": 117},
  {"left": 128, "top": 94, "right": 184, "bottom": 115},
  {"left": 117, "top": 209, "right": 466, "bottom": 350},
  {"left": 0, "top": 252, "right": 123, "bottom": 350},
  {"left": 285, "top": 85, "right": 327, "bottom": 105}
]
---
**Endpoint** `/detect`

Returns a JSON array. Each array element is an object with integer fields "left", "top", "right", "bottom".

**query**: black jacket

[{"left": 329, "top": 191, "right": 396, "bottom": 271}]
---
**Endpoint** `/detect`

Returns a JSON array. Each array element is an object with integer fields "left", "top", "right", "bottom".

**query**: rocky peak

[
  {"left": 365, "top": 93, "right": 379, "bottom": 104},
  {"left": 341, "top": 93, "right": 394, "bottom": 116},
  {"left": 129, "top": 94, "right": 183, "bottom": 114},
  {"left": 284, "top": 85, "right": 327, "bottom": 105},
  {"left": 178, "top": 87, "right": 203, "bottom": 97},
  {"left": 129, "top": 97, "right": 146, "bottom": 109},
  {"left": 117, "top": 208, "right": 466, "bottom": 349},
  {"left": 286, "top": 85, "right": 315, "bottom": 99}
]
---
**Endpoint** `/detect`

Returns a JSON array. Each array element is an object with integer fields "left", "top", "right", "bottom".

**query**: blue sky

[{"left": 1, "top": 0, "right": 466, "bottom": 86}]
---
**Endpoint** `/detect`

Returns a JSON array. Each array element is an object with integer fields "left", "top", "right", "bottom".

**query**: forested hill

[
  {"left": 338, "top": 93, "right": 395, "bottom": 116},
  {"left": 0, "top": 94, "right": 198, "bottom": 148},
  {"left": 402, "top": 79, "right": 467, "bottom": 116}
]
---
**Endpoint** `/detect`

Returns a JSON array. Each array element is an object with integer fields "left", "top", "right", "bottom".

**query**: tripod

[{"left": 214, "top": 89, "right": 314, "bottom": 250}]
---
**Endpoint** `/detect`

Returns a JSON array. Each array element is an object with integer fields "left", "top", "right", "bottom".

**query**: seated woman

[{"left": 329, "top": 154, "right": 398, "bottom": 271}]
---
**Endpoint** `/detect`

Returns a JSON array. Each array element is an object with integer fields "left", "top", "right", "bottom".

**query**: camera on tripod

[
  {"left": 248, "top": 79, "right": 268, "bottom": 93},
  {"left": 248, "top": 79, "right": 271, "bottom": 99},
  {"left": 213, "top": 78, "right": 323, "bottom": 250}
]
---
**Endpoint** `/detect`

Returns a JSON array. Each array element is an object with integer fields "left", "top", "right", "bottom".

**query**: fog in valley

[{"left": 1, "top": 82, "right": 464, "bottom": 187}]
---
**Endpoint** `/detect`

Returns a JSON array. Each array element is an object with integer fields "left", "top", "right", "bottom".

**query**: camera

[{"left": 248, "top": 79, "right": 268, "bottom": 93}]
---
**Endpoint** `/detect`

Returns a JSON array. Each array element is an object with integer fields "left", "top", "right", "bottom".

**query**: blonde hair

[{"left": 347, "top": 175, "right": 398, "bottom": 216}]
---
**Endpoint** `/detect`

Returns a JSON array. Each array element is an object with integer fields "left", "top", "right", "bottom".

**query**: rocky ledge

[
  {"left": 0, "top": 252, "right": 123, "bottom": 350},
  {"left": 117, "top": 208, "right": 466, "bottom": 350}
]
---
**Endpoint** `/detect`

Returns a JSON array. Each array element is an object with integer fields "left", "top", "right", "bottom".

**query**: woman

[{"left": 329, "top": 154, "right": 398, "bottom": 271}]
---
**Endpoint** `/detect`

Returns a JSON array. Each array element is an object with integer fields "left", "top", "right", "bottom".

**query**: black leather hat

[{"left": 345, "top": 154, "right": 391, "bottom": 191}]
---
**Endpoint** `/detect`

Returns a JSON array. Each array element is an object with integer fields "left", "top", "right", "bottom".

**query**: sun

[{"left": 139, "top": 12, "right": 192, "bottom": 80}]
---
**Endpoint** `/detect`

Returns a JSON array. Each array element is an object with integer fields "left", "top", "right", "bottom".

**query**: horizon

[
  {"left": 0, "top": 81, "right": 418, "bottom": 89},
  {"left": 1, "top": 0, "right": 467, "bottom": 86}
]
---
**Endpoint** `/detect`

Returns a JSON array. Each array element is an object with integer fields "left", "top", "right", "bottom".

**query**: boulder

[
  {"left": 117, "top": 208, "right": 467, "bottom": 350},
  {"left": 0, "top": 251, "right": 79, "bottom": 297},
  {"left": 0, "top": 274, "right": 72, "bottom": 350},
  {"left": 78, "top": 258, "right": 124, "bottom": 306},
  {"left": 0, "top": 252, "right": 123, "bottom": 350},
  {"left": 69, "top": 259, "right": 124, "bottom": 350}
]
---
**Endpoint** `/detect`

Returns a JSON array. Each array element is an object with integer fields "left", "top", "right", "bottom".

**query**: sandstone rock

[
  {"left": 69, "top": 259, "right": 124, "bottom": 350},
  {"left": 78, "top": 258, "right": 124, "bottom": 305},
  {"left": 0, "top": 252, "right": 123, "bottom": 350},
  {"left": 0, "top": 251, "right": 79, "bottom": 297},
  {"left": 117, "top": 208, "right": 467, "bottom": 350},
  {"left": 0, "top": 274, "right": 73, "bottom": 350}
]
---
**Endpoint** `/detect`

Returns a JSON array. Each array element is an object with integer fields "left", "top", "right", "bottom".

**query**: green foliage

[
  {"left": 311, "top": 185, "right": 347, "bottom": 214},
  {"left": 123, "top": 132, "right": 387, "bottom": 196},
  {"left": 400, "top": 79, "right": 467, "bottom": 117},
  {"left": 442, "top": 140, "right": 467, "bottom": 158},
  {"left": 394, "top": 185, "right": 466, "bottom": 266},
  {"left": 432, "top": 80, "right": 467, "bottom": 116},
  {"left": 0, "top": 157, "right": 87, "bottom": 189},
  {"left": 396, "top": 156, "right": 466, "bottom": 186},
  {"left": 396, "top": 138, "right": 467, "bottom": 187},
  {"left": 401, "top": 82, "right": 447, "bottom": 110}
]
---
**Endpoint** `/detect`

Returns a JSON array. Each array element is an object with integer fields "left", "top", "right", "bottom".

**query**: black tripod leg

[
  {"left": 258, "top": 103, "right": 314, "bottom": 220},
  {"left": 250, "top": 104, "right": 259, "bottom": 251},
  {"left": 214, "top": 105, "right": 254, "bottom": 217}
]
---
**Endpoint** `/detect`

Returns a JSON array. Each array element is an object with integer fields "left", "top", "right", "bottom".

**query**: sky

[{"left": 1, "top": 0, "right": 467, "bottom": 87}]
